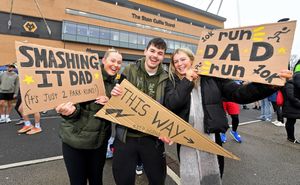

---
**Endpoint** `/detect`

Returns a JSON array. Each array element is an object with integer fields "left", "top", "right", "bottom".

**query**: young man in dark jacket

[{"left": 111, "top": 38, "right": 168, "bottom": 185}]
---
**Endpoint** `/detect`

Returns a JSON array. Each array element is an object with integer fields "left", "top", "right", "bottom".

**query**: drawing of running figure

[{"left": 268, "top": 27, "right": 290, "bottom": 42}]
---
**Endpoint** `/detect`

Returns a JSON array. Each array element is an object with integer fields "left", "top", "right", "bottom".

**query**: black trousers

[
  {"left": 271, "top": 102, "right": 284, "bottom": 122},
  {"left": 285, "top": 118, "right": 296, "bottom": 140},
  {"left": 215, "top": 133, "right": 224, "bottom": 178},
  {"left": 230, "top": 114, "right": 239, "bottom": 132},
  {"left": 62, "top": 142, "right": 107, "bottom": 185},
  {"left": 112, "top": 136, "right": 166, "bottom": 185}
]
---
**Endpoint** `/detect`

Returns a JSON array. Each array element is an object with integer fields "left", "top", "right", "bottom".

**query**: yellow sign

[
  {"left": 23, "top": 21, "right": 37, "bottom": 32},
  {"left": 15, "top": 42, "right": 106, "bottom": 115},
  {"left": 194, "top": 21, "right": 296, "bottom": 86},
  {"left": 95, "top": 79, "right": 239, "bottom": 160}
]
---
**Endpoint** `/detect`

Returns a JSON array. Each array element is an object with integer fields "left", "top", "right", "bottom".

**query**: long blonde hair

[{"left": 169, "top": 48, "right": 195, "bottom": 86}]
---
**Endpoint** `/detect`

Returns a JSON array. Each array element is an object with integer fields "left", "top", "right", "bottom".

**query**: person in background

[
  {"left": 252, "top": 101, "right": 261, "bottom": 110},
  {"left": 282, "top": 61, "right": 300, "bottom": 144},
  {"left": 14, "top": 88, "right": 24, "bottom": 125},
  {"left": 0, "top": 64, "right": 19, "bottom": 123},
  {"left": 17, "top": 109, "right": 42, "bottom": 134},
  {"left": 13, "top": 87, "right": 42, "bottom": 134},
  {"left": 221, "top": 101, "right": 242, "bottom": 143},
  {"left": 111, "top": 38, "right": 168, "bottom": 185},
  {"left": 269, "top": 91, "right": 285, "bottom": 127},
  {"left": 258, "top": 97, "right": 272, "bottom": 122},
  {"left": 56, "top": 48, "right": 125, "bottom": 185},
  {"left": 163, "top": 48, "right": 290, "bottom": 184},
  {"left": 242, "top": 104, "right": 249, "bottom": 110}
]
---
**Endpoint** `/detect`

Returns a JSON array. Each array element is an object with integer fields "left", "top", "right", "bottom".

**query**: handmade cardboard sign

[
  {"left": 15, "top": 42, "right": 105, "bottom": 115},
  {"left": 95, "top": 79, "right": 239, "bottom": 160},
  {"left": 194, "top": 21, "right": 296, "bottom": 86}
]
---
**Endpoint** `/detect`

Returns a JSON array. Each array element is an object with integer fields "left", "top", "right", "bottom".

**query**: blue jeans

[{"left": 259, "top": 98, "right": 272, "bottom": 120}]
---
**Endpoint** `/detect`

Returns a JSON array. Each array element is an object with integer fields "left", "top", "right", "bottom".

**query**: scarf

[{"left": 180, "top": 81, "right": 222, "bottom": 185}]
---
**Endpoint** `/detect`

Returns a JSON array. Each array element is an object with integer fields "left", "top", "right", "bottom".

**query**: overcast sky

[{"left": 176, "top": 0, "right": 300, "bottom": 55}]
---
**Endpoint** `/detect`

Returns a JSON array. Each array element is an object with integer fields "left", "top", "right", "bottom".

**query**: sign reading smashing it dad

[
  {"left": 195, "top": 21, "right": 296, "bottom": 86},
  {"left": 15, "top": 42, "right": 105, "bottom": 115},
  {"left": 96, "top": 79, "right": 239, "bottom": 160}
]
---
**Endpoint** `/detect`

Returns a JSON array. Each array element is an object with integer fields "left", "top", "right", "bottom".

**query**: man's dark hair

[{"left": 146, "top": 38, "right": 167, "bottom": 52}]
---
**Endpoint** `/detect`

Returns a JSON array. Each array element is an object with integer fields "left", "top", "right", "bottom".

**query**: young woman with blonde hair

[{"left": 164, "top": 48, "right": 288, "bottom": 184}]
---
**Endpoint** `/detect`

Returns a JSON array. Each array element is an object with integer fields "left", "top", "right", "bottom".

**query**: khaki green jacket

[
  {"left": 116, "top": 58, "right": 168, "bottom": 142},
  {"left": 59, "top": 68, "right": 125, "bottom": 149}
]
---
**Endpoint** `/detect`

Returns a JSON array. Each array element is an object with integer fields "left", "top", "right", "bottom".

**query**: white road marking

[
  {"left": 167, "top": 166, "right": 181, "bottom": 185},
  {"left": 0, "top": 156, "right": 63, "bottom": 170},
  {"left": 231, "top": 119, "right": 261, "bottom": 126}
]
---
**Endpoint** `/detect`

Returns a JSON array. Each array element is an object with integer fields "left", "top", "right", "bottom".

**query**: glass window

[
  {"left": 181, "top": 42, "right": 187, "bottom": 49},
  {"left": 128, "top": 33, "right": 137, "bottom": 44},
  {"left": 145, "top": 36, "right": 152, "bottom": 45},
  {"left": 174, "top": 41, "right": 181, "bottom": 49},
  {"left": 120, "top": 31, "right": 129, "bottom": 43},
  {"left": 77, "top": 24, "right": 88, "bottom": 36},
  {"left": 64, "top": 22, "right": 76, "bottom": 35},
  {"left": 111, "top": 30, "right": 119, "bottom": 41},
  {"left": 65, "top": 10, "right": 201, "bottom": 40},
  {"left": 89, "top": 26, "right": 99, "bottom": 38},
  {"left": 167, "top": 40, "right": 174, "bottom": 49},
  {"left": 137, "top": 35, "right": 146, "bottom": 45},
  {"left": 100, "top": 27, "right": 110, "bottom": 39},
  {"left": 185, "top": 44, "right": 192, "bottom": 51}
]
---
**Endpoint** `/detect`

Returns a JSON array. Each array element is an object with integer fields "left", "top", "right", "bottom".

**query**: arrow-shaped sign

[{"left": 95, "top": 79, "right": 239, "bottom": 160}]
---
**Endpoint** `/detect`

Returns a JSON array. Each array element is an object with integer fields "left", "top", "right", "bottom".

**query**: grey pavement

[{"left": 0, "top": 106, "right": 299, "bottom": 185}]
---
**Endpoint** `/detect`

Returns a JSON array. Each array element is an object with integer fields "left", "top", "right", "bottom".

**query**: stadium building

[{"left": 0, "top": 0, "right": 226, "bottom": 67}]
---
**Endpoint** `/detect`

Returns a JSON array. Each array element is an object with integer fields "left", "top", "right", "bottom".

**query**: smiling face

[
  {"left": 144, "top": 44, "right": 165, "bottom": 73},
  {"left": 102, "top": 52, "right": 122, "bottom": 76},
  {"left": 172, "top": 51, "right": 193, "bottom": 76}
]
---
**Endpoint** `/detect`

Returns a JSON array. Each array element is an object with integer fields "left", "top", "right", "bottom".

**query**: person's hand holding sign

[
  {"left": 111, "top": 84, "right": 123, "bottom": 96},
  {"left": 56, "top": 102, "right": 76, "bottom": 116},
  {"left": 95, "top": 96, "right": 109, "bottom": 105},
  {"left": 279, "top": 69, "right": 293, "bottom": 80},
  {"left": 268, "top": 69, "right": 293, "bottom": 89},
  {"left": 159, "top": 136, "right": 174, "bottom": 145},
  {"left": 186, "top": 68, "right": 199, "bottom": 81}
]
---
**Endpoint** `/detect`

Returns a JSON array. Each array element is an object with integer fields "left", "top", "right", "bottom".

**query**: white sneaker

[
  {"left": 272, "top": 120, "right": 285, "bottom": 127},
  {"left": 272, "top": 120, "right": 280, "bottom": 125},
  {"left": 0, "top": 118, "right": 5, "bottom": 123},
  {"left": 276, "top": 122, "right": 285, "bottom": 127},
  {"left": 5, "top": 117, "right": 11, "bottom": 123}
]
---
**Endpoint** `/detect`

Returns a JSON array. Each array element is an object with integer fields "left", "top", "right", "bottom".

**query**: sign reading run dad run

[
  {"left": 15, "top": 42, "right": 105, "bottom": 115},
  {"left": 194, "top": 21, "right": 296, "bottom": 86},
  {"left": 95, "top": 79, "right": 239, "bottom": 160}
]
